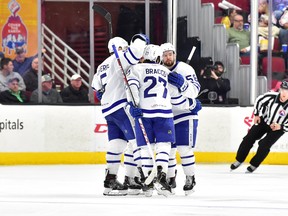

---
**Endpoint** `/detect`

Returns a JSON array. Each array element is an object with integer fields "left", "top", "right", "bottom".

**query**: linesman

[{"left": 231, "top": 79, "right": 288, "bottom": 173}]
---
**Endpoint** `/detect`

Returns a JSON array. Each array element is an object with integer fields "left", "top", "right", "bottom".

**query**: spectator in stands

[
  {"left": 198, "top": 61, "right": 231, "bottom": 104},
  {"left": 221, "top": 8, "right": 238, "bottom": 29},
  {"left": 258, "top": 0, "right": 269, "bottom": 15},
  {"left": 23, "top": 57, "right": 48, "bottom": 93},
  {"left": 0, "top": 57, "right": 26, "bottom": 92},
  {"left": 256, "top": 0, "right": 288, "bottom": 47},
  {"left": 12, "top": 47, "right": 45, "bottom": 76},
  {"left": 258, "top": 14, "right": 280, "bottom": 39},
  {"left": 12, "top": 47, "right": 36, "bottom": 76},
  {"left": 227, "top": 14, "right": 250, "bottom": 56},
  {"left": 60, "top": 74, "right": 89, "bottom": 103},
  {"left": 30, "top": 74, "right": 63, "bottom": 103},
  {"left": 0, "top": 77, "right": 27, "bottom": 104},
  {"left": 274, "top": 7, "right": 288, "bottom": 47}
]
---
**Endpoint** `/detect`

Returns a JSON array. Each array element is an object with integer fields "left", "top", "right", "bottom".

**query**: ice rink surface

[{"left": 0, "top": 164, "right": 288, "bottom": 216}]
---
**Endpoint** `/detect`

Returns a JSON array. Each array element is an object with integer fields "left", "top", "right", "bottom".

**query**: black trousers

[{"left": 235, "top": 118, "right": 284, "bottom": 167}]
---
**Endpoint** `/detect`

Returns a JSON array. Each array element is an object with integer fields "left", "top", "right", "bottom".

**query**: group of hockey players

[{"left": 91, "top": 33, "right": 202, "bottom": 197}]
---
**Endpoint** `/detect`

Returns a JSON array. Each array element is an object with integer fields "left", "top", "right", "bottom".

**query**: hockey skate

[
  {"left": 230, "top": 161, "right": 242, "bottom": 171},
  {"left": 141, "top": 170, "right": 155, "bottom": 197},
  {"left": 103, "top": 170, "right": 128, "bottom": 196},
  {"left": 246, "top": 165, "right": 257, "bottom": 173},
  {"left": 167, "top": 169, "right": 177, "bottom": 195},
  {"left": 154, "top": 166, "right": 172, "bottom": 197},
  {"left": 134, "top": 176, "right": 144, "bottom": 187},
  {"left": 123, "top": 176, "right": 142, "bottom": 195},
  {"left": 183, "top": 175, "right": 196, "bottom": 196},
  {"left": 137, "top": 167, "right": 146, "bottom": 184},
  {"left": 142, "top": 181, "right": 154, "bottom": 197}
]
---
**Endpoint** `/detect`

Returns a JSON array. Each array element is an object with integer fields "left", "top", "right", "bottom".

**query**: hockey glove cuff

[{"left": 128, "top": 102, "right": 143, "bottom": 118}]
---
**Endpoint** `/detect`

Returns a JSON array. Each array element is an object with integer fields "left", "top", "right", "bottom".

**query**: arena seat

[
  {"left": 273, "top": 37, "right": 281, "bottom": 52},
  {"left": 262, "top": 57, "right": 285, "bottom": 76},
  {"left": 240, "top": 56, "right": 250, "bottom": 65}
]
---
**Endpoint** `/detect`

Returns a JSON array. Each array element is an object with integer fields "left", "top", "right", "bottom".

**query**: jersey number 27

[{"left": 144, "top": 76, "right": 168, "bottom": 99}]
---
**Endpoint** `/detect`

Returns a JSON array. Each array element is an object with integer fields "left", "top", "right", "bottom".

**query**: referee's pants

[{"left": 235, "top": 118, "right": 284, "bottom": 167}]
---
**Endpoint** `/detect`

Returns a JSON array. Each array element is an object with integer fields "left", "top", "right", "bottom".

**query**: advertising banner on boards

[{"left": 0, "top": 105, "right": 287, "bottom": 153}]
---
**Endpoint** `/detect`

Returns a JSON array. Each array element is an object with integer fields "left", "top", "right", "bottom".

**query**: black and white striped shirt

[{"left": 254, "top": 91, "right": 288, "bottom": 132}]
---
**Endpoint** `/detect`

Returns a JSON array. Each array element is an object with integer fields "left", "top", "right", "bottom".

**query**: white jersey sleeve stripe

[
  {"left": 129, "top": 83, "right": 139, "bottom": 89},
  {"left": 171, "top": 95, "right": 182, "bottom": 100},
  {"left": 124, "top": 47, "right": 140, "bottom": 65},
  {"left": 127, "top": 78, "right": 140, "bottom": 85},
  {"left": 192, "top": 81, "right": 201, "bottom": 90},
  {"left": 127, "top": 47, "right": 140, "bottom": 61},
  {"left": 124, "top": 51, "right": 133, "bottom": 65},
  {"left": 127, "top": 78, "right": 140, "bottom": 90},
  {"left": 171, "top": 99, "right": 187, "bottom": 106}
]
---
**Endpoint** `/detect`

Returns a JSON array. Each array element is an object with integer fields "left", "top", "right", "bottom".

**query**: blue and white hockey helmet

[
  {"left": 160, "top": 42, "right": 176, "bottom": 53},
  {"left": 108, "top": 37, "right": 128, "bottom": 54},
  {"left": 143, "top": 44, "right": 162, "bottom": 63},
  {"left": 130, "top": 33, "right": 150, "bottom": 46}
]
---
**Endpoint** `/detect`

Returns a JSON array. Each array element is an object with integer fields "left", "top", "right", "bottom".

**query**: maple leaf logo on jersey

[{"left": 279, "top": 110, "right": 286, "bottom": 116}]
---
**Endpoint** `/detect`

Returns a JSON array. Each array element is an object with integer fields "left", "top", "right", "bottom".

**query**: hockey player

[
  {"left": 125, "top": 44, "right": 176, "bottom": 197},
  {"left": 91, "top": 34, "right": 149, "bottom": 196},
  {"left": 231, "top": 79, "right": 288, "bottom": 173},
  {"left": 107, "top": 37, "right": 143, "bottom": 194},
  {"left": 161, "top": 42, "right": 201, "bottom": 195}
]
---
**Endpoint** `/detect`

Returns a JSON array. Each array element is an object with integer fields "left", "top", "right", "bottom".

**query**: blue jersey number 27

[{"left": 143, "top": 76, "right": 167, "bottom": 98}]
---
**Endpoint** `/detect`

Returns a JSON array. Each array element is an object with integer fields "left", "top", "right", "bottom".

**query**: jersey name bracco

[
  {"left": 92, "top": 46, "right": 142, "bottom": 117},
  {"left": 254, "top": 91, "right": 288, "bottom": 132},
  {"left": 127, "top": 63, "right": 174, "bottom": 118},
  {"left": 168, "top": 61, "right": 201, "bottom": 124}
]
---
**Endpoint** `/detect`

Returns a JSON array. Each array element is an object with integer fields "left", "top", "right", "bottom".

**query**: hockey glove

[
  {"left": 190, "top": 99, "right": 202, "bottom": 115},
  {"left": 96, "top": 89, "right": 104, "bottom": 101},
  {"left": 168, "top": 72, "right": 188, "bottom": 92},
  {"left": 128, "top": 102, "right": 143, "bottom": 118}
]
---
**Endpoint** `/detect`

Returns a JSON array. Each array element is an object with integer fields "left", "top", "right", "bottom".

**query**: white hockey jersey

[
  {"left": 168, "top": 61, "right": 201, "bottom": 124},
  {"left": 91, "top": 45, "right": 144, "bottom": 117},
  {"left": 126, "top": 63, "right": 192, "bottom": 118}
]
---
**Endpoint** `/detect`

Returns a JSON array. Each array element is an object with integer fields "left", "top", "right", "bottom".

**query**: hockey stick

[
  {"left": 92, "top": 4, "right": 113, "bottom": 39},
  {"left": 197, "top": 89, "right": 209, "bottom": 98},
  {"left": 112, "top": 44, "right": 157, "bottom": 185},
  {"left": 186, "top": 46, "right": 196, "bottom": 64},
  {"left": 185, "top": 46, "right": 208, "bottom": 99}
]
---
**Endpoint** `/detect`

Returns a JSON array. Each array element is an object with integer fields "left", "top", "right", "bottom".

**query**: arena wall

[{"left": 0, "top": 104, "right": 287, "bottom": 165}]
